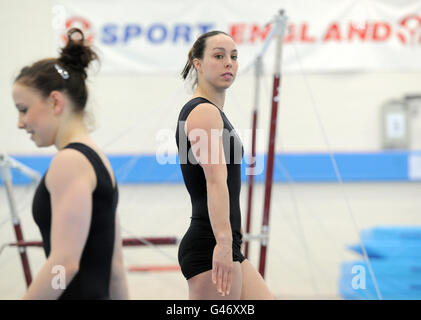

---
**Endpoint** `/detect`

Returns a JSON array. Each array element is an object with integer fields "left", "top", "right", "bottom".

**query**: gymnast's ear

[
  {"left": 193, "top": 58, "right": 202, "bottom": 74},
  {"left": 49, "top": 90, "right": 66, "bottom": 115}
]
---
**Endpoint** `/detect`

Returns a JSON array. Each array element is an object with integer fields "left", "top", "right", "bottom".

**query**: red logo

[
  {"left": 230, "top": 13, "right": 421, "bottom": 47},
  {"left": 397, "top": 14, "right": 421, "bottom": 45},
  {"left": 61, "top": 17, "right": 94, "bottom": 43}
]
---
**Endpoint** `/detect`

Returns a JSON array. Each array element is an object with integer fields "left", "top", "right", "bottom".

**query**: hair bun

[{"left": 58, "top": 28, "right": 98, "bottom": 79}]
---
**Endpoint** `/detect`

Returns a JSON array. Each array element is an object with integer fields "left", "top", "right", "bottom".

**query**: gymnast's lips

[{"left": 221, "top": 72, "right": 233, "bottom": 80}]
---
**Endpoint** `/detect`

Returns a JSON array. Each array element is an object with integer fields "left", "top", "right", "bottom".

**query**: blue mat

[
  {"left": 347, "top": 240, "right": 421, "bottom": 259},
  {"left": 339, "top": 226, "right": 421, "bottom": 300}
]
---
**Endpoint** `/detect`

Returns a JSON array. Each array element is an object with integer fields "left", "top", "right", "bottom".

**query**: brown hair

[
  {"left": 15, "top": 28, "right": 99, "bottom": 112},
  {"left": 181, "top": 30, "right": 231, "bottom": 83}
]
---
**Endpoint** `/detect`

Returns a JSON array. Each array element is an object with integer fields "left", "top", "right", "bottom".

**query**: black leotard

[
  {"left": 175, "top": 97, "right": 245, "bottom": 280},
  {"left": 32, "top": 142, "right": 118, "bottom": 299}
]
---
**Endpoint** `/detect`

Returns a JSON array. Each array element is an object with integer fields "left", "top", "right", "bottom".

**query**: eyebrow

[{"left": 212, "top": 47, "right": 238, "bottom": 53}]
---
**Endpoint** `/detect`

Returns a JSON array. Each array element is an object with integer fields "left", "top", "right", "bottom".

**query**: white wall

[{"left": 2, "top": 0, "right": 421, "bottom": 156}]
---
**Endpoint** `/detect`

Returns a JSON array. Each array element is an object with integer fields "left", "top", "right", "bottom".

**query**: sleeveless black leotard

[
  {"left": 32, "top": 143, "right": 118, "bottom": 299},
  {"left": 175, "top": 97, "right": 245, "bottom": 280}
]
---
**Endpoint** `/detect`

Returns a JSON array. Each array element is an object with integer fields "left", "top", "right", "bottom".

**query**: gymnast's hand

[{"left": 212, "top": 242, "right": 233, "bottom": 296}]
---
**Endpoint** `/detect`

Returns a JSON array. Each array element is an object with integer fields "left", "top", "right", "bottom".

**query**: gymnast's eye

[{"left": 16, "top": 105, "right": 28, "bottom": 114}]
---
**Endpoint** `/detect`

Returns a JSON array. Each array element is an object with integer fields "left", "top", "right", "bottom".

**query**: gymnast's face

[
  {"left": 195, "top": 34, "right": 238, "bottom": 90},
  {"left": 12, "top": 83, "right": 59, "bottom": 148}
]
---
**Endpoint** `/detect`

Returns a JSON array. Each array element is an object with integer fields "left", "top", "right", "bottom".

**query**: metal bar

[
  {"left": 258, "top": 10, "right": 288, "bottom": 278},
  {"left": 0, "top": 161, "right": 33, "bottom": 287},
  {"left": 9, "top": 236, "right": 179, "bottom": 248},
  {"left": 245, "top": 57, "right": 263, "bottom": 259}
]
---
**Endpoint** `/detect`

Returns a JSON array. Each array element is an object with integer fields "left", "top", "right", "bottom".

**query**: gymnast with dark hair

[
  {"left": 176, "top": 30, "right": 274, "bottom": 300},
  {"left": 12, "top": 28, "right": 128, "bottom": 300}
]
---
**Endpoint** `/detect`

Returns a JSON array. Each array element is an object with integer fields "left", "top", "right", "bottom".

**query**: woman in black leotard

[
  {"left": 12, "top": 28, "right": 128, "bottom": 300},
  {"left": 176, "top": 31, "right": 274, "bottom": 299}
]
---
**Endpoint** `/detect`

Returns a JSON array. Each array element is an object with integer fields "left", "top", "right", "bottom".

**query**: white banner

[{"left": 52, "top": 0, "right": 421, "bottom": 74}]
